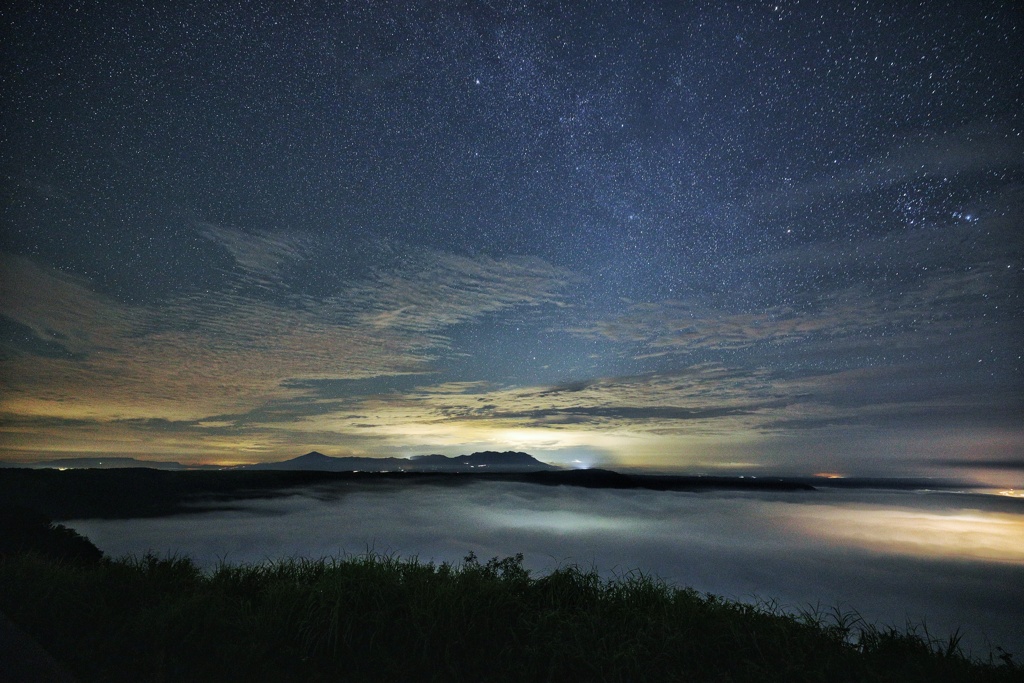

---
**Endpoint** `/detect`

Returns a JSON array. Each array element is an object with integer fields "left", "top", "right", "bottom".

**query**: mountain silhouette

[
  {"left": 7, "top": 451, "right": 560, "bottom": 473},
  {"left": 244, "top": 450, "right": 558, "bottom": 472},
  {"left": 0, "top": 457, "right": 217, "bottom": 470}
]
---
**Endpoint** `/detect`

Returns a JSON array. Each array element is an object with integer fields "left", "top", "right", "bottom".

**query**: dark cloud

[
  {"left": 480, "top": 405, "right": 764, "bottom": 423},
  {"left": 535, "top": 380, "right": 599, "bottom": 395},
  {"left": 0, "top": 315, "right": 83, "bottom": 361},
  {"left": 750, "top": 121, "right": 1024, "bottom": 212},
  {"left": 937, "top": 459, "right": 1024, "bottom": 471}
]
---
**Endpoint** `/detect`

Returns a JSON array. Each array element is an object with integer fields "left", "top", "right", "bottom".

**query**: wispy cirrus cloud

[
  {"left": 265, "top": 365, "right": 785, "bottom": 456},
  {"left": 197, "top": 222, "right": 317, "bottom": 286},
  {"left": 573, "top": 196, "right": 1021, "bottom": 360},
  {"left": 0, "top": 228, "right": 573, "bottom": 454},
  {"left": 751, "top": 120, "right": 1024, "bottom": 211},
  {"left": 343, "top": 252, "right": 574, "bottom": 334},
  {"left": 223, "top": 351, "right": 1019, "bottom": 472},
  {"left": 0, "top": 252, "right": 426, "bottom": 422},
  {"left": 571, "top": 271, "right": 1002, "bottom": 358}
]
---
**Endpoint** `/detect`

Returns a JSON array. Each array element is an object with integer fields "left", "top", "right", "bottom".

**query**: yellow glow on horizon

[
  {"left": 489, "top": 427, "right": 639, "bottom": 454},
  {"left": 291, "top": 409, "right": 653, "bottom": 462}
]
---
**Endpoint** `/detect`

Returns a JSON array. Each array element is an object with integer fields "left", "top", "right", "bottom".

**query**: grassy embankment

[{"left": 2, "top": 543, "right": 1021, "bottom": 683}]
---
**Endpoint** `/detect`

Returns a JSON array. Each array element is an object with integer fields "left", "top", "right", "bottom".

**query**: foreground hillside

[{"left": 1, "top": 548, "right": 1019, "bottom": 682}]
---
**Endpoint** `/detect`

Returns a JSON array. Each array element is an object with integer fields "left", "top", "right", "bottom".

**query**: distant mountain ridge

[
  {"left": 2, "top": 451, "right": 559, "bottom": 472},
  {"left": 243, "top": 450, "right": 558, "bottom": 472},
  {"left": 0, "top": 457, "right": 218, "bottom": 471}
]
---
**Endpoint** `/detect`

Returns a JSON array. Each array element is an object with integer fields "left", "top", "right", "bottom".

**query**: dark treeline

[{"left": 0, "top": 467, "right": 814, "bottom": 520}]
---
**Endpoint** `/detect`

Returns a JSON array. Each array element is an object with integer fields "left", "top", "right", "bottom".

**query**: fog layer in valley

[{"left": 68, "top": 482, "right": 1024, "bottom": 657}]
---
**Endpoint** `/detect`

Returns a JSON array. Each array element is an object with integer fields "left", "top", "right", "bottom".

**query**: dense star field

[{"left": 1, "top": 1, "right": 1021, "bottom": 477}]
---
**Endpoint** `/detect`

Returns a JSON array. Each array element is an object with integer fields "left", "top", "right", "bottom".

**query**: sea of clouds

[{"left": 67, "top": 481, "right": 1023, "bottom": 658}]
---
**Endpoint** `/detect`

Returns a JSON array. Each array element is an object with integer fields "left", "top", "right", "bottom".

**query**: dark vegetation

[
  {"left": 1, "top": 546, "right": 1019, "bottom": 683},
  {"left": 0, "top": 467, "right": 813, "bottom": 521},
  {"left": 0, "top": 506, "right": 103, "bottom": 564}
]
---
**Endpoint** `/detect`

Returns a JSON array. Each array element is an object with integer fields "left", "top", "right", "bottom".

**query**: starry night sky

[{"left": 2, "top": 1, "right": 1022, "bottom": 478}]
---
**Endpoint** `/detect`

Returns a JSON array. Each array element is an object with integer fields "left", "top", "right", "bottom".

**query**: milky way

[{"left": 1, "top": 1, "right": 1021, "bottom": 477}]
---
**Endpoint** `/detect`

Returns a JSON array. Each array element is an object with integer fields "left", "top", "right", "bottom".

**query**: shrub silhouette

[
  {"left": 1, "top": 551, "right": 1020, "bottom": 682},
  {"left": 0, "top": 506, "right": 103, "bottom": 564}
]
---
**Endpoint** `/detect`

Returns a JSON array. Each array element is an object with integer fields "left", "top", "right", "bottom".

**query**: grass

[{"left": 1, "top": 550, "right": 1020, "bottom": 683}]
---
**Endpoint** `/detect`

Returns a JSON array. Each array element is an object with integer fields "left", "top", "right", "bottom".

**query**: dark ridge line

[{"left": 0, "top": 468, "right": 815, "bottom": 521}]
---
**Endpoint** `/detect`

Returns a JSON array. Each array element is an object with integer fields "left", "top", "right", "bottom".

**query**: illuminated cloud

[
  {"left": 786, "top": 505, "right": 1024, "bottom": 564},
  {"left": 0, "top": 238, "right": 573, "bottom": 456},
  {"left": 197, "top": 223, "right": 316, "bottom": 286},
  {"left": 344, "top": 252, "right": 574, "bottom": 334},
  {"left": 245, "top": 366, "right": 784, "bottom": 465}
]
